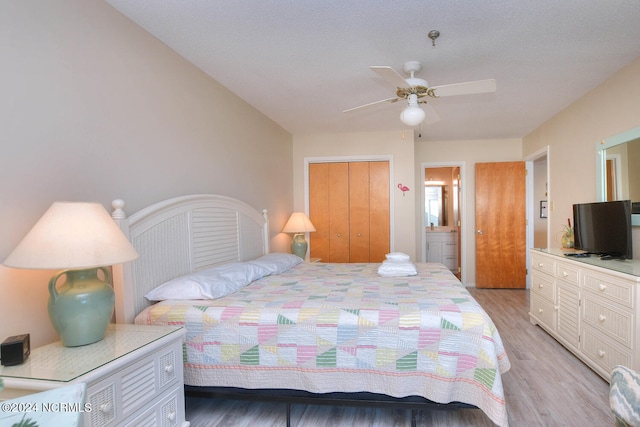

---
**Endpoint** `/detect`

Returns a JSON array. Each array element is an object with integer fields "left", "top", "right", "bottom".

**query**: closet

[{"left": 309, "top": 161, "right": 390, "bottom": 263}]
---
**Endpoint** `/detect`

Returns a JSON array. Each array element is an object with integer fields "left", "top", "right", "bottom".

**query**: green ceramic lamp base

[
  {"left": 48, "top": 267, "right": 115, "bottom": 347},
  {"left": 291, "top": 234, "right": 308, "bottom": 259}
]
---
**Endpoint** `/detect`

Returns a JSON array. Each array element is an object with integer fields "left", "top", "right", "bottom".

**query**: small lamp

[
  {"left": 282, "top": 212, "right": 316, "bottom": 259},
  {"left": 3, "top": 202, "right": 139, "bottom": 347}
]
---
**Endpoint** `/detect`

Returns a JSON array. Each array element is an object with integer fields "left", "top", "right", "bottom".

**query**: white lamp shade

[
  {"left": 282, "top": 212, "right": 316, "bottom": 233},
  {"left": 3, "top": 202, "right": 139, "bottom": 270},
  {"left": 400, "top": 105, "right": 426, "bottom": 126}
]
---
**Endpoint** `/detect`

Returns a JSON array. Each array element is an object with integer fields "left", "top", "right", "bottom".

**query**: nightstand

[{"left": 0, "top": 324, "right": 189, "bottom": 427}]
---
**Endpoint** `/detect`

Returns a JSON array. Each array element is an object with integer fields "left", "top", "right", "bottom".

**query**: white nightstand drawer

[
  {"left": 124, "top": 384, "right": 184, "bottom": 427},
  {"left": 85, "top": 337, "right": 181, "bottom": 426}
]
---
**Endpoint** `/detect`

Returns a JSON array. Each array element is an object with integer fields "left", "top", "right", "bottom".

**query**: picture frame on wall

[{"left": 540, "top": 200, "right": 548, "bottom": 218}]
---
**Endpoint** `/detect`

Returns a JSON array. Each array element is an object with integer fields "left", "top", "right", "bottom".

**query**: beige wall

[
  {"left": 523, "top": 57, "right": 640, "bottom": 258},
  {"left": 0, "top": 1, "right": 292, "bottom": 347},
  {"left": 293, "top": 131, "right": 416, "bottom": 259},
  {"left": 414, "top": 139, "right": 523, "bottom": 285}
]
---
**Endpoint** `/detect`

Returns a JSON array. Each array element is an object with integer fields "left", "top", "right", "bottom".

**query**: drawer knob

[
  {"left": 167, "top": 411, "right": 177, "bottom": 421},
  {"left": 538, "top": 308, "right": 543, "bottom": 314},
  {"left": 538, "top": 263, "right": 544, "bottom": 268},
  {"left": 337, "top": 233, "right": 341, "bottom": 237},
  {"left": 599, "top": 283, "right": 607, "bottom": 291},
  {"left": 100, "top": 402, "right": 112, "bottom": 413},
  {"left": 598, "top": 349, "right": 605, "bottom": 358},
  {"left": 538, "top": 283, "right": 544, "bottom": 289},
  {"left": 562, "top": 271, "right": 568, "bottom": 277},
  {"left": 164, "top": 364, "right": 174, "bottom": 374},
  {"left": 598, "top": 314, "right": 606, "bottom": 322}
]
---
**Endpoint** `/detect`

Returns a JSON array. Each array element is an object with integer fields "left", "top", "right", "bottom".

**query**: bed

[{"left": 111, "top": 194, "right": 511, "bottom": 427}]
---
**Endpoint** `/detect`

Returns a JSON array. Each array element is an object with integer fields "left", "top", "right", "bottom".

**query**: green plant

[{"left": 12, "top": 414, "right": 38, "bottom": 427}]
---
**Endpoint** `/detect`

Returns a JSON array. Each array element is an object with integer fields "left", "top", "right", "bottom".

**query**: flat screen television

[{"left": 572, "top": 200, "right": 633, "bottom": 259}]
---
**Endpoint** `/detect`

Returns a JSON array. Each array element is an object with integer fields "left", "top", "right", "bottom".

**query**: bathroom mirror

[
  {"left": 596, "top": 125, "right": 640, "bottom": 225},
  {"left": 424, "top": 167, "right": 460, "bottom": 229},
  {"left": 425, "top": 185, "right": 446, "bottom": 227}
]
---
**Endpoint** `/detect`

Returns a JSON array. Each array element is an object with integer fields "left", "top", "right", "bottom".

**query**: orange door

[
  {"left": 328, "top": 162, "right": 350, "bottom": 262},
  {"left": 309, "top": 163, "right": 330, "bottom": 261},
  {"left": 309, "top": 161, "right": 389, "bottom": 263},
  {"left": 368, "top": 161, "right": 390, "bottom": 262},
  {"left": 349, "top": 162, "right": 370, "bottom": 262},
  {"left": 475, "top": 162, "right": 526, "bottom": 288}
]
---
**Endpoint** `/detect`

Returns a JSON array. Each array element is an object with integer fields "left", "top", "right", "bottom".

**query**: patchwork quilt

[{"left": 135, "top": 262, "right": 511, "bottom": 426}]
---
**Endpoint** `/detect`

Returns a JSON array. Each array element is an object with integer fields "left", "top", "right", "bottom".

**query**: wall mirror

[
  {"left": 596, "top": 125, "right": 640, "bottom": 225},
  {"left": 424, "top": 167, "right": 460, "bottom": 229}
]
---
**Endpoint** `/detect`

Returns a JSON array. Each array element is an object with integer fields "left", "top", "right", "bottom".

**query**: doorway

[
  {"left": 525, "top": 146, "right": 549, "bottom": 289},
  {"left": 421, "top": 162, "right": 465, "bottom": 282}
]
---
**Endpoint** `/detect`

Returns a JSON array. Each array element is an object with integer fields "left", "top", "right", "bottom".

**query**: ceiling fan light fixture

[
  {"left": 400, "top": 93, "right": 425, "bottom": 126},
  {"left": 400, "top": 105, "right": 425, "bottom": 127}
]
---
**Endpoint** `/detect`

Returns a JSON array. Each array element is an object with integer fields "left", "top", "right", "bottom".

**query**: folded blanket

[{"left": 377, "top": 252, "right": 417, "bottom": 276}]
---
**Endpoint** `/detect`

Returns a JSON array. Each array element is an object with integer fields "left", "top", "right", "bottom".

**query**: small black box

[{"left": 1, "top": 334, "right": 30, "bottom": 366}]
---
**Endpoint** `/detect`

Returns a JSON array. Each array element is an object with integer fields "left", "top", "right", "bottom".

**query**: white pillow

[
  {"left": 144, "top": 253, "right": 302, "bottom": 301},
  {"left": 144, "top": 262, "right": 264, "bottom": 301},
  {"left": 246, "top": 252, "right": 303, "bottom": 274}
]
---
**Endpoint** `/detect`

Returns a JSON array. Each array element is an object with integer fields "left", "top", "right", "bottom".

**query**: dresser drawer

[
  {"left": 582, "top": 325, "right": 633, "bottom": 377},
  {"left": 582, "top": 296, "right": 633, "bottom": 348},
  {"left": 555, "top": 261, "right": 579, "bottom": 285},
  {"left": 531, "top": 272, "right": 555, "bottom": 301},
  {"left": 582, "top": 272, "right": 635, "bottom": 308},
  {"left": 531, "top": 253, "right": 555, "bottom": 276},
  {"left": 530, "top": 292, "right": 556, "bottom": 331},
  {"left": 124, "top": 384, "right": 184, "bottom": 427},
  {"left": 85, "top": 340, "right": 181, "bottom": 426}
]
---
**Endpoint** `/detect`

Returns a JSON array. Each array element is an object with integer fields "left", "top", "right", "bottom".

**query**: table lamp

[
  {"left": 3, "top": 202, "right": 139, "bottom": 347},
  {"left": 282, "top": 212, "right": 316, "bottom": 259}
]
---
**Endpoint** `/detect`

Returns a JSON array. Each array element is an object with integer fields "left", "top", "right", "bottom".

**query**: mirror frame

[{"left": 596, "top": 125, "right": 640, "bottom": 225}]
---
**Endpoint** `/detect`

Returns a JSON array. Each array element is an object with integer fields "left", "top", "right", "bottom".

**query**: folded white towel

[
  {"left": 385, "top": 252, "right": 411, "bottom": 262},
  {"left": 377, "top": 259, "right": 417, "bottom": 277}
]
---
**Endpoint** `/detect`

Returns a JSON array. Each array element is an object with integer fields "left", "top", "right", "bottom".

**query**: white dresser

[
  {"left": 530, "top": 248, "right": 640, "bottom": 381},
  {"left": 0, "top": 324, "right": 188, "bottom": 427}
]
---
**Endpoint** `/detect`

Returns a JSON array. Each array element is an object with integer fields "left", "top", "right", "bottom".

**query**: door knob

[{"left": 477, "top": 229, "right": 483, "bottom": 235}]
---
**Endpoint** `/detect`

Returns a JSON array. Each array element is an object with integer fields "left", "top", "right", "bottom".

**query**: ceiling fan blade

[
  {"left": 422, "top": 103, "right": 441, "bottom": 126},
  {"left": 370, "top": 66, "right": 410, "bottom": 89},
  {"left": 343, "top": 96, "right": 399, "bottom": 113},
  {"left": 431, "top": 79, "right": 496, "bottom": 97}
]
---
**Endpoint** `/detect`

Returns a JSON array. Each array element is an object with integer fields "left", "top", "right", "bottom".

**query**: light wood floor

[{"left": 185, "top": 289, "right": 614, "bottom": 426}]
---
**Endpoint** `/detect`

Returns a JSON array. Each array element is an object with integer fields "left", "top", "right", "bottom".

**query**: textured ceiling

[{"left": 105, "top": 0, "right": 640, "bottom": 141}]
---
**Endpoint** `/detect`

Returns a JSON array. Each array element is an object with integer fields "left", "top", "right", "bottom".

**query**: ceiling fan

[{"left": 344, "top": 61, "right": 496, "bottom": 127}]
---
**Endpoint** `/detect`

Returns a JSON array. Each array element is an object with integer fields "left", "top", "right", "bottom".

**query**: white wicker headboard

[{"left": 111, "top": 194, "right": 270, "bottom": 323}]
